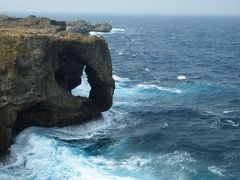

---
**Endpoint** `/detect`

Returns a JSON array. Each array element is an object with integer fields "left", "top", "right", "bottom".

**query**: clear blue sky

[{"left": 1, "top": 0, "right": 240, "bottom": 15}]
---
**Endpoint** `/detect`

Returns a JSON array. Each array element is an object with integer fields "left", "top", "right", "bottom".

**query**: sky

[{"left": 0, "top": 0, "right": 240, "bottom": 15}]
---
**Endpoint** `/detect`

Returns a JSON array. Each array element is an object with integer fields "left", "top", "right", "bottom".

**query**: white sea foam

[
  {"left": 90, "top": 28, "right": 126, "bottom": 36},
  {"left": 226, "top": 120, "right": 239, "bottom": 127},
  {"left": 177, "top": 75, "right": 187, "bottom": 80},
  {"left": 208, "top": 166, "right": 225, "bottom": 176},
  {"left": 2, "top": 125, "right": 197, "bottom": 180},
  {"left": 137, "top": 83, "right": 183, "bottom": 94},
  {"left": 89, "top": 31, "right": 106, "bottom": 36},
  {"left": 156, "top": 151, "right": 197, "bottom": 179},
  {"left": 163, "top": 123, "right": 169, "bottom": 128},
  {"left": 159, "top": 151, "right": 196, "bottom": 166},
  {"left": 71, "top": 70, "right": 91, "bottom": 97},
  {"left": 119, "top": 156, "right": 150, "bottom": 170},
  {"left": 113, "top": 75, "right": 130, "bottom": 83},
  {"left": 111, "top": 28, "right": 126, "bottom": 33},
  {"left": 51, "top": 112, "right": 112, "bottom": 140},
  {"left": 206, "top": 111, "right": 216, "bottom": 115},
  {"left": 223, "top": 110, "right": 234, "bottom": 114},
  {"left": 2, "top": 115, "right": 137, "bottom": 180}
]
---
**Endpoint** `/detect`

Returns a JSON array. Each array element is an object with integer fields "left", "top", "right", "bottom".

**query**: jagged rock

[
  {"left": 93, "top": 23, "right": 112, "bottom": 32},
  {"left": 0, "top": 29, "right": 115, "bottom": 152},
  {"left": 67, "top": 20, "right": 112, "bottom": 34},
  {"left": 67, "top": 20, "right": 94, "bottom": 34},
  {"left": 0, "top": 15, "right": 66, "bottom": 32}
]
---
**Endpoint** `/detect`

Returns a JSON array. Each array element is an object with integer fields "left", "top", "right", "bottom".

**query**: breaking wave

[
  {"left": 90, "top": 28, "right": 126, "bottom": 36},
  {"left": 136, "top": 83, "right": 183, "bottom": 94}
]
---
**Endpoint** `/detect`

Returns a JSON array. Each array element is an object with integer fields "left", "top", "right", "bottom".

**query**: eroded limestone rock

[
  {"left": 0, "top": 15, "right": 66, "bottom": 32},
  {"left": 67, "top": 20, "right": 112, "bottom": 34},
  {"left": 0, "top": 30, "right": 115, "bottom": 152}
]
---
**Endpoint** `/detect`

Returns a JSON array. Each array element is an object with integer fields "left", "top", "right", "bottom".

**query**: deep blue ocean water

[{"left": 1, "top": 15, "right": 240, "bottom": 180}]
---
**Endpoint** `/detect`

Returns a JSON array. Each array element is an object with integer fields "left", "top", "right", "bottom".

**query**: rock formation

[
  {"left": 0, "top": 15, "right": 66, "bottom": 32},
  {"left": 0, "top": 17, "right": 115, "bottom": 153},
  {"left": 67, "top": 20, "right": 112, "bottom": 34},
  {"left": 93, "top": 23, "right": 113, "bottom": 32}
]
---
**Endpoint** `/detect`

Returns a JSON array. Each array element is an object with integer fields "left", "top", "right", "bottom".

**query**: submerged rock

[
  {"left": 67, "top": 20, "right": 112, "bottom": 34},
  {"left": 0, "top": 26, "right": 115, "bottom": 152}
]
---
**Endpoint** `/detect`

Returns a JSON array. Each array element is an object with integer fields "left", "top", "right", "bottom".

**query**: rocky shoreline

[
  {"left": 67, "top": 20, "right": 112, "bottom": 34},
  {"left": 0, "top": 15, "right": 115, "bottom": 153}
]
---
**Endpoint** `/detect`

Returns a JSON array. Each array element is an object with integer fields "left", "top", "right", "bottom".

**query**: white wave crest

[
  {"left": 177, "top": 75, "right": 187, "bottom": 80},
  {"left": 51, "top": 112, "right": 112, "bottom": 140},
  {"left": 226, "top": 120, "right": 239, "bottom": 127},
  {"left": 137, "top": 83, "right": 183, "bottom": 94},
  {"left": 156, "top": 151, "right": 197, "bottom": 179},
  {"left": 89, "top": 31, "right": 106, "bottom": 36},
  {"left": 223, "top": 110, "right": 234, "bottom": 114},
  {"left": 208, "top": 166, "right": 225, "bottom": 176},
  {"left": 90, "top": 28, "right": 126, "bottom": 36},
  {"left": 111, "top": 28, "right": 126, "bottom": 33},
  {"left": 113, "top": 75, "right": 130, "bottom": 83}
]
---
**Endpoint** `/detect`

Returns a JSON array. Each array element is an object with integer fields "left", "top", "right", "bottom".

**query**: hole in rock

[
  {"left": 71, "top": 67, "right": 91, "bottom": 98},
  {"left": 54, "top": 45, "right": 89, "bottom": 92}
]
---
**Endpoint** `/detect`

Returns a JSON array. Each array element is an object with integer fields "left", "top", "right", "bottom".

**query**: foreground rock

[
  {"left": 67, "top": 20, "right": 112, "bottom": 34},
  {"left": 0, "top": 28, "right": 115, "bottom": 152}
]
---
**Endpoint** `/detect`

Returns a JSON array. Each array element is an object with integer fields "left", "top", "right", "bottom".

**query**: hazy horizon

[{"left": 1, "top": 0, "right": 240, "bottom": 16}]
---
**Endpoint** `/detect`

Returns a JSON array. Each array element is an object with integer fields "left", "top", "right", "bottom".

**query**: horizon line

[{"left": 1, "top": 11, "right": 240, "bottom": 17}]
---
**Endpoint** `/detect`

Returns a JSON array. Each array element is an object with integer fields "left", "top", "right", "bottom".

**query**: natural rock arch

[{"left": 0, "top": 33, "right": 115, "bottom": 152}]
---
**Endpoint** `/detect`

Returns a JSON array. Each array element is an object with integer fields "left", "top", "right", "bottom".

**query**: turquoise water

[{"left": 1, "top": 15, "right": 240, "bottom": 180}]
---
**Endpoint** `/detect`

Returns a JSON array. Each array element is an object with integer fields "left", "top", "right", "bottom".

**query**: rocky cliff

[
  {"left": 0, "top": 27, "right": 115, "bottom": 152},
  {"left": 0, "top": 15, "right": 66, "bottom": 32}
]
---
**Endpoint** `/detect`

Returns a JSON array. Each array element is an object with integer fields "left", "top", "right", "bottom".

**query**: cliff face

[{"left": 0, "top": 30, "right": 115, "bottom": 152}]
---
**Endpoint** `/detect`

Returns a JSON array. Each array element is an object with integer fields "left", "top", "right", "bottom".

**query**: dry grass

[
  {"left": 0, "top": 27, "right": 101, "bottom": 64},
  {"left": 0, "top": 34, "right": 17, "bottom": 64}
]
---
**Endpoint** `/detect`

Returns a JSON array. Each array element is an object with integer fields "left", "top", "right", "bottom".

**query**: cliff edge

[{"left": 0, "top": 27, "right": 115, "bottom": 152}]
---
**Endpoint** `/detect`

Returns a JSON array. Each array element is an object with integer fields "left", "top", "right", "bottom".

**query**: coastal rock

[
  {"left": 67, "top": 20, "right": 94, "bottom": 34},
  {"left": 93, "top": 23, "right": 113, "bottom": 32},
  {"left": 0, "top": 15, "right": 66, "bottom": 32},
  {"left": 67, "top": 20, "right": 112, "bottom": 34},
  {"left": 0, "top": 29, "right": 115, "bottom": 152}
]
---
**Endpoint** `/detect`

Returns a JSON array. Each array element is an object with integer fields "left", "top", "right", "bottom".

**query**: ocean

[{"left": 1, "top": 15, "right": 240, "bottom": 180}]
